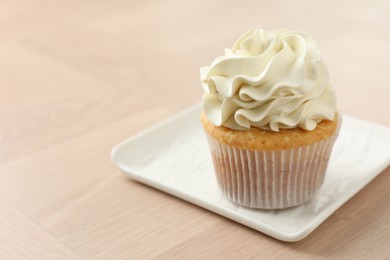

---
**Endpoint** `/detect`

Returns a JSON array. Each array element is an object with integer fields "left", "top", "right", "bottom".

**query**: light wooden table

[{"left": 1, "top": 0, "right": 389, "bottom": 259}]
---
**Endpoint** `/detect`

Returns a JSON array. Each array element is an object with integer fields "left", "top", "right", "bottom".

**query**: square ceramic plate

[{"left": 111, "top": 104, "right": 390, "bottom": 242}]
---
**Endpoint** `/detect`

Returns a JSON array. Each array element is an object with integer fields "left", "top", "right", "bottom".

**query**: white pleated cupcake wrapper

[{"left": 205, "top": 127, "right": 340, "bottom": 209}]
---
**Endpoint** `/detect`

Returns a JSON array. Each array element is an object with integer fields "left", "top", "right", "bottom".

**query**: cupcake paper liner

[{"left": 205, "top": 125, "right": 340, "bottom": 209}]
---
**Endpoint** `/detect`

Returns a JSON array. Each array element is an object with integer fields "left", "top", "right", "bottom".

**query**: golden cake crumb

[{"left": 201, "top": 112, "right": 339, "bottom": 151}]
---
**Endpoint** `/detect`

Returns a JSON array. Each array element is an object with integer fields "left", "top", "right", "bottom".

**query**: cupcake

[{"left": 200, "top": 27, "right": 340, "bottom": 209}]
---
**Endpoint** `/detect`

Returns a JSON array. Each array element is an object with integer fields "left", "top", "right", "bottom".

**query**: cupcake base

[{"left": 205, "top": 130, "right": 339, "bottom": 209}]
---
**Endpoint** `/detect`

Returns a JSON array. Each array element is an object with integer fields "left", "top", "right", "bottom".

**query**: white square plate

[{"left": 111, "top": 104, "right": 390, "bottom": 242}]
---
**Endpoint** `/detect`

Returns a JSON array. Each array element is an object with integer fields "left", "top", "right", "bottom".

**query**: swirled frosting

[{"left": 200, "top": 27, "right": 337, "bottom": 131}]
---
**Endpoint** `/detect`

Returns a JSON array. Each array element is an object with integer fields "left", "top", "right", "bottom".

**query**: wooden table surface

[{"left": 1, "top": 0, "right": 389, "bottom": 259}]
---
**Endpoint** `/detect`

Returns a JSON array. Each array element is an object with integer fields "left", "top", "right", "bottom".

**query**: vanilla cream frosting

[{"left": 200, "top": 27, "right": 337, "bottom": 131}]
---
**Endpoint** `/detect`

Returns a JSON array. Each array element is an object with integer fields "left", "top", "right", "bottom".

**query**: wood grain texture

[
  {"left": 0, "top": 0, "right": 389, "bottom": 259},
  {"left": 0, "top": 196, "right": 82, "bottom": 259}
]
